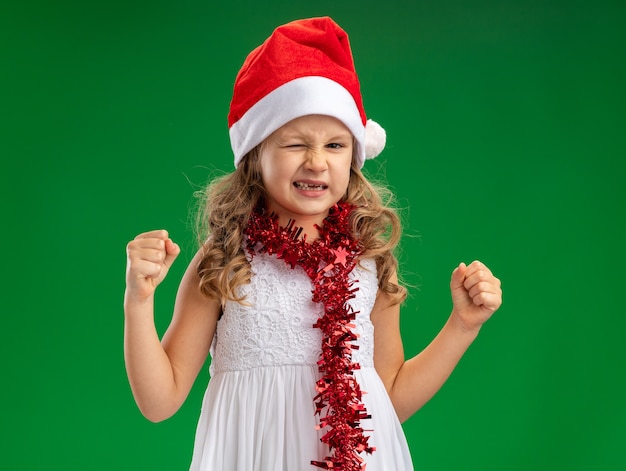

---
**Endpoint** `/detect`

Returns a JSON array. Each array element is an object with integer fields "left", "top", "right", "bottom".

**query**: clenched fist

[
  {"left": 450, "top": 261, "right": 502, "bottom": 333},
  {"left": 125, "top": 230, "right": 180, "bottom": 301}
]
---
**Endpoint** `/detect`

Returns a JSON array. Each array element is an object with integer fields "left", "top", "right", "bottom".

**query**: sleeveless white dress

[{"left": 189, "top": 253, "right": 414, "bottom": 470}]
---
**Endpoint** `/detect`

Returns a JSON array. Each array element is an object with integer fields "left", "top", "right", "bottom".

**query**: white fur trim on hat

[{"left": 229, "top": 76, "right": 368, "bottom": 168}]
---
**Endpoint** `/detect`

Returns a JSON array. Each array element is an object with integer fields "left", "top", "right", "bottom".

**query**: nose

[{"left": 304, "top": 148, "right": 328, "bottom": 172}]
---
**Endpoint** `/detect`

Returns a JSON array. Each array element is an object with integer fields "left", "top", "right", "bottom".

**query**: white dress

[{"left": 189, "top": 253, "right": 414, "bottom": 470}]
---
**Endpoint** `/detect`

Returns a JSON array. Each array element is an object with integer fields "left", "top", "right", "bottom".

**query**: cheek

[
  {"left": 339, "top": 174, "right": 351, "bottom": 195},
  {"left": 260, "top": 166, "right": 293, "bottom": 200},
  {"left": 261, "top": 167, "right": 287, "bottom": 188},
  {"left": 337, "top": 160, "right": 353, "bottom": 188},
  {"left": 258, "top": 156, "right": 276, "bottom": 186},
  {"left": 259, "top": 167, "right": 271, "bottom": 187},
  {"left": 260, "top": 153, "right": 290, "bottom": 182}
]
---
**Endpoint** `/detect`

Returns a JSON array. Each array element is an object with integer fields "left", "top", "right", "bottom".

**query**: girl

[{"left": 124, "top": 17, "right": 502, "bottom": 471}]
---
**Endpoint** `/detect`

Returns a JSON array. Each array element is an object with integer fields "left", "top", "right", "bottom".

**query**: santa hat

[{"left": 228, "top": 17, "right": 386, "bottom": 168}]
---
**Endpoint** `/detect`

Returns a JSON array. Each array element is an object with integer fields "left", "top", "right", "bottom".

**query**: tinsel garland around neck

[{"left": 244, "top": 202, "right": 375, "bottom": 470}]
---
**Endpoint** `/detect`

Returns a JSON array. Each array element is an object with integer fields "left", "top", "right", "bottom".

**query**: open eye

[{"left": 326, "top": 143, "right": 344, "bottom": 149}]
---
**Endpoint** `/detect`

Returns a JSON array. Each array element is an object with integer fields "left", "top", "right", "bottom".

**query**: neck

[
  {"left": 264, "top": 205, "right": 331, "bottom": 241},
  {"left": 246, "top": 202, "right": 355, "bottom": 249},
  {"left": 276, "top": 215, "right": 323, "bottom": 240}
]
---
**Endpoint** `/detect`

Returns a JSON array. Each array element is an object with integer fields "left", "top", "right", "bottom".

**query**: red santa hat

[{"left": 228, "top": 16, "right": 386, "bottom": 168}]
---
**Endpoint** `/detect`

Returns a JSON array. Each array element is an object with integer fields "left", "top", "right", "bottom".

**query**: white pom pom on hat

[
  {"left": 364, "top": 119, "right": 386, "bottom": 160},
  {"left": 228, "top": 17, "right": 385, "bottom": 168}
]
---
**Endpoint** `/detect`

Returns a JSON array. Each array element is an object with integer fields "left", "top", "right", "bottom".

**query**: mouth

[{"left": 293, "top": 182, "right": 328, "bottom": 191}]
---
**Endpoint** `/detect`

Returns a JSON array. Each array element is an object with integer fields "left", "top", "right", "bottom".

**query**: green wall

[{"left": 2, "top": 0, "right": 624, "bottom": 469}]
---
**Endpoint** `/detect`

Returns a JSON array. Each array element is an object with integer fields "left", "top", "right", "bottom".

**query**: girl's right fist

[{"left": 125, "top": 230, "right": 180, "bottom": 300}]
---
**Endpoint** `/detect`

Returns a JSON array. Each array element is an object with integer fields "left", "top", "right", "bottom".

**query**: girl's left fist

[{"left": 450, "top": 260, "right": 502, "bottom": 332}]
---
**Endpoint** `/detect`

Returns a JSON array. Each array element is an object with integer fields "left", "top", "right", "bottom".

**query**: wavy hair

[{"left": 195, "top": 146, "right": 407, "bottom": 306}]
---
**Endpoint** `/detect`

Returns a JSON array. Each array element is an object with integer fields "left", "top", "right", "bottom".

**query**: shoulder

[{"left": 176, "top": 249, "right": 222, "bottom": 317}]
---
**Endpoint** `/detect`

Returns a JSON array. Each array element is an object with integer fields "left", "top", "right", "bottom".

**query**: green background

[{"left": 2, "top": 0, "right": 625, "bottom": 469}]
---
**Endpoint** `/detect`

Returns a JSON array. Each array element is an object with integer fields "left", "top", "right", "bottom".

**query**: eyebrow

[{"left": 276, "top": 129, "right": 353, "bottom": 141}]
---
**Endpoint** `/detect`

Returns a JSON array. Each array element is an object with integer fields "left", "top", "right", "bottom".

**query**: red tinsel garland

[{"left": 244, "top": 202, "right": 375, "bottom": 470}]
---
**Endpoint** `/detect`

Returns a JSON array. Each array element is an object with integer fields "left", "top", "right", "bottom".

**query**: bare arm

[
  {"left": 124, "top": 231, "right": 220, "bottom": 422},
  {"left": 372, "top": 261, "right": 502, "bottom": 422}
]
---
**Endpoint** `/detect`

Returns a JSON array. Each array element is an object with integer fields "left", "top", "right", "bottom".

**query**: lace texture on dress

[{"left": 209, "top": 254, "right": 378, "bottom": 375}]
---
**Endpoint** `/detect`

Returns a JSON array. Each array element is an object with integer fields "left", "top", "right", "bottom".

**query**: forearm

[
  {"left": 389, "top": 313, "right": 480, "bottom": 422},
  {"left": 123, "top": 293, "right": 181, "bottom": 422}
]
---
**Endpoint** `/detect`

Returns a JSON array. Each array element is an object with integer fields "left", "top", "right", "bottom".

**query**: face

[{"left": 259, "top": 114, "right": 353, "bottom": 232}]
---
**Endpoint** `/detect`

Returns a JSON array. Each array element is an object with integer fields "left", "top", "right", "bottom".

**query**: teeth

[{"left": 295, "top": 182, "right": 326, "bottom": 190}]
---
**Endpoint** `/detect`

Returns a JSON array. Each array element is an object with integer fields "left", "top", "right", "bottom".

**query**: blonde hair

[{"left": 195, "top": 147, "right": 407, "bottom": 306}]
